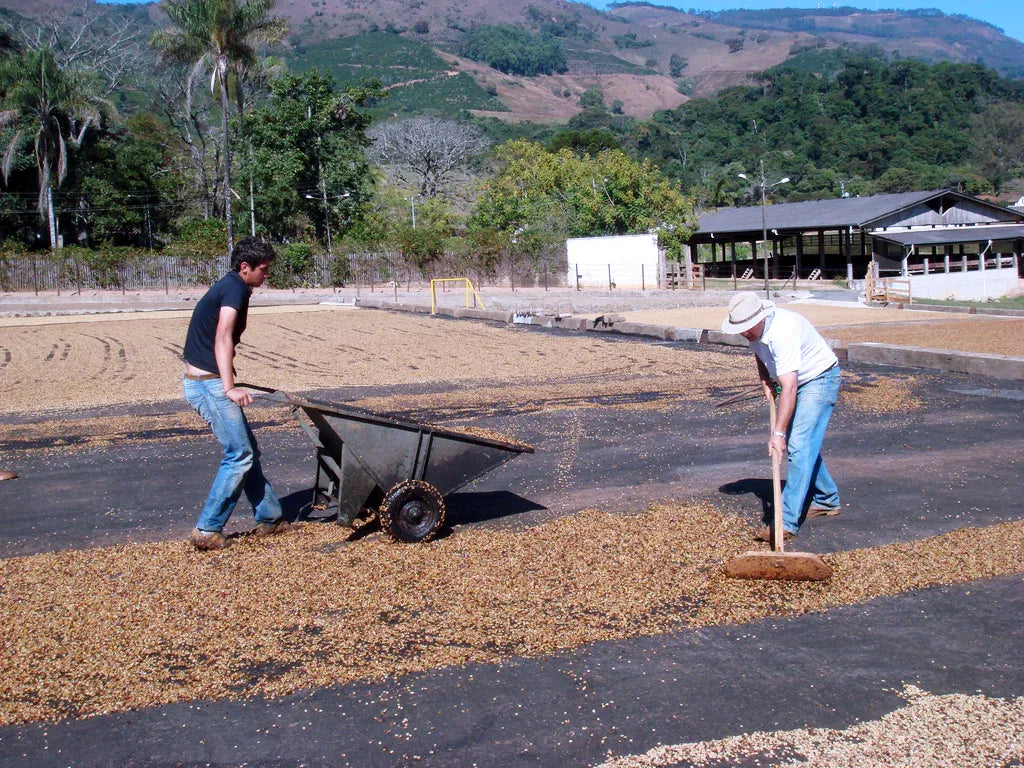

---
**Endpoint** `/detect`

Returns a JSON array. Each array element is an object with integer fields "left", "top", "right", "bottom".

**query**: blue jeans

[
  {"left": 782, "top": 366, "right": 841, "bottom": 533},
  {"left": 183, "top": 377, "right": 282, "bottom": 533}
]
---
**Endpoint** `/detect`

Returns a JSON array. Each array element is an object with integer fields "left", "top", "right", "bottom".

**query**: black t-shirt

[{"left": 183, "top": 271, "right": 252, "bottom": 374}]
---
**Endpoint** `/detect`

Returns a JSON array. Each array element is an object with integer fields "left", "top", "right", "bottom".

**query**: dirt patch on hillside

[
  {"left": 436, "top": 50, "right": 687, "bottom": 122},
  {"left": 472, "top": 72, "right": 688, "bottom": 122}
]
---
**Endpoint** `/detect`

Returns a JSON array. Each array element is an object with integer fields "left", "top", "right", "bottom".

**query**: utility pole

[
  {"left": 738, "top": 159, "right": 789, "bottom": 299},
  {"left": 249, "top": 176, "right": 257, "bottom": 237},
  {"left": 305, "top": 184, "right": 349, "bottom": 258},
  {"left": 248, "top": 142, "right": 257, "bottom": 236},
  {"left": 321, "top": 178, "right": 333, "bottom": 257}
]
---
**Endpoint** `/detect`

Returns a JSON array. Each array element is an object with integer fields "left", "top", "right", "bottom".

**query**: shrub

[
  {"left": 164, "top": 218, "right": 228, "bottom": 264},
  {"left": 330, "top": 254, "right": 352, "bottom": 287},
  {"left": 269, "top": 242, "right": 316, "bottom": 288}
]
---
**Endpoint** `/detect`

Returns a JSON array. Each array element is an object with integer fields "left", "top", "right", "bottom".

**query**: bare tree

[
  {"left": 7, "top": 1, "right": 147, "bottom": 96},
  {"left": 151, "top": 67, "right": 219, "bottom": 220},
  {"left": 369, "top": 116, "right": 489, "bottom": 199}
]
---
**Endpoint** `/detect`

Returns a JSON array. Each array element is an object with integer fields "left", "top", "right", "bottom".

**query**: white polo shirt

[{"left": 749, "top": 308, "right": 838, "bottom": 385}]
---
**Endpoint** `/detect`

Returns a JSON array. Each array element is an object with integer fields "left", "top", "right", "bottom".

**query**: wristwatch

[{"left": 772, "top": 431, "right": 787, "bottom": 438}]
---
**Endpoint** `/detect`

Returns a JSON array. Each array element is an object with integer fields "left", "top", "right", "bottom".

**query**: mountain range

[{"left": 4, "top": 0, "right": 1024, "bottom": 122}]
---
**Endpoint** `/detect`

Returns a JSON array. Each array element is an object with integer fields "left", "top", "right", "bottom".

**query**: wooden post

[{"left": 795, "top": 233, "right": 803, "bottom": 280}]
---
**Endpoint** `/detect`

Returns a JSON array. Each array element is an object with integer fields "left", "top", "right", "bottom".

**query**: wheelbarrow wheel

[{"left": 379, "top": 480, "right": 445, "bottom": 543}]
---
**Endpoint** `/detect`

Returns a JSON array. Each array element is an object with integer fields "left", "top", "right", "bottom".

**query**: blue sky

[
  {"left": 586, "top": 1, "right": 1023, "bottom": 44},
  {"left": 95, "top": 0, "right": 1023, "bottom": 44}
]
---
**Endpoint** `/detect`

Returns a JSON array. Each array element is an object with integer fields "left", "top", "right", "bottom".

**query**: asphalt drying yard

[{"left": 0, "top": 297, "right": 1022, "bottom": 767}]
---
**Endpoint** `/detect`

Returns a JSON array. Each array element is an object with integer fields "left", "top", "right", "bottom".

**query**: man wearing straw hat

[{"left": 722, "top": 292, "right": 841, "bottom": 540}]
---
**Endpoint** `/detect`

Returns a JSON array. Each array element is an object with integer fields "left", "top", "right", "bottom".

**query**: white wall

[
  {"left": 909, "top": 265, "right": 1020, "bottom": 300},
  {"left": 565, "top": 233, "right": 662, "bottom": 290}
]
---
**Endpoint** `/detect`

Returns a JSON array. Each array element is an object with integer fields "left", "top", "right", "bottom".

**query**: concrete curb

[
  {"left": 847, "top": 343, "right": 1024, "bottom": 379},
  {"left": 878, "top": 302, "right": 1024, "bottom": 318},
  {"left": 353, "top": 299, "right": 1024, "bottom": 381}
]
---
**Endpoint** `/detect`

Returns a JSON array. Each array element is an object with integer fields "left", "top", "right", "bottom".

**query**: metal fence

[
  {"left": 1, "top": 251, "right": 572, "bottom": 293},
  {"left": 1, "top": 254, "right": 226, "bottom": 294}
]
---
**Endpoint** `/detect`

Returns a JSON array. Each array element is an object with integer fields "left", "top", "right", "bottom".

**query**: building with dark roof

[{"left": 687, "top": 189, "right": 1024, "bottom": 290}]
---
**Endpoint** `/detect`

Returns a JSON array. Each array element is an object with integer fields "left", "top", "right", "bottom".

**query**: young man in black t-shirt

[{"left": 182, "top": 237, "right": 290, "bottom": 550}]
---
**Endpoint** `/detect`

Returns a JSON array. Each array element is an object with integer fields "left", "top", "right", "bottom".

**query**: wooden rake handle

[{"left": 768, "top": 395, "right": 785, "bottom": 553}]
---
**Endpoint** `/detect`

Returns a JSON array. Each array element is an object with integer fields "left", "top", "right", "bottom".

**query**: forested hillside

[{"left": 630, "top": 52, "right": 1024, "bottom": 207}]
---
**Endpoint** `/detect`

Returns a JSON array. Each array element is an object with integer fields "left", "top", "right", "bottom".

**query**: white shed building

[{"left": 565, "top": 233, "right": 663, "bottom": 290}]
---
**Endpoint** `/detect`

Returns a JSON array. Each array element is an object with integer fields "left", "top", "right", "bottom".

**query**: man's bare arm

[{"left": 215, "top": 306, "right": 251, "bottom": 407}]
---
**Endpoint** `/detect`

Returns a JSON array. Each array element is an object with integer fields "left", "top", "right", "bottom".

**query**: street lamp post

[
  {"left": 738, "top": 159, "right": 789, "bottom": 299},
  {"left": 406, "top": 195, "right": 417, "bottom": 229},
  {"left": 306, "top": 189, "right": 350, "bottom": 258}
]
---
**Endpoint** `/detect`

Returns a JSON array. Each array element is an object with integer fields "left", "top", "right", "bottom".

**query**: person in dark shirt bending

[{"left": 182, "top": 237, "right": 290, "bottom": 550}]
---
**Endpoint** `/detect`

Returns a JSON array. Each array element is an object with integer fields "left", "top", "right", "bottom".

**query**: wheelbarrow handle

[{"left": 234, "top": 382, "right": 295, "bottom": 404}]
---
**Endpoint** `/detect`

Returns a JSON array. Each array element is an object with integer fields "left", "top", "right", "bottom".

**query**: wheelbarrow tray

[{"left": 260, "top": 389, "right": 534, "bottom": 528}]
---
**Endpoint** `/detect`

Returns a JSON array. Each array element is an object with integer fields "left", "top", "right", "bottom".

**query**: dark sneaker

[
  {"left": 189, "top": 528, "right": 228, "bottom": 551},
  {"left": 755, "top": 525, "right": 796, "bottom": 542},
  {"left": 253, "top": 519, "right": 294, "bottom": 537},
  {"left": 808, "top": 505, "right": 841, "bottom": 517}
]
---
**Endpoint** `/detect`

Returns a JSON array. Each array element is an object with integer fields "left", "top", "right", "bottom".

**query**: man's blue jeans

[
  {"left": 183, "top": 377, "right": 282, "bottom": 533},
  {"left": 782, "top": 365, "right": 841, "bottom": 533}
]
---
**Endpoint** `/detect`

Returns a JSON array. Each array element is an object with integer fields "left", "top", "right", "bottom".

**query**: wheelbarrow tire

[{"left": 379, "top": 480, "right": 445, "bottom": 543}]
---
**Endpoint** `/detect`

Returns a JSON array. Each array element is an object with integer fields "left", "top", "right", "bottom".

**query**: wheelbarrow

[{"left": 249, "top": 387, "right": 534, "bottom": 543}]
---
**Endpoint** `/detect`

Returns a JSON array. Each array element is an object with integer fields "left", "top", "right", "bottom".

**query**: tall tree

[
  {"left": 241, "top": 71, "right": 381, "bottom": 242},
  {"left": 151, "top": 0, "right": 286, "bottom": 251},
  {"left": 0, "top": 46, "right": 113, "bottom": 251},
  {"left": 471, "top": 140, "right": 696, "bottom": 261}
]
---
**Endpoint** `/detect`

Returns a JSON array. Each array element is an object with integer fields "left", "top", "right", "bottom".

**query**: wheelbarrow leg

[
  {"left": 314, "top": 446, "right": 377, "bottom": 527},
  {"left": 293, "top": 405, "right": 377, "bottom": 527}
]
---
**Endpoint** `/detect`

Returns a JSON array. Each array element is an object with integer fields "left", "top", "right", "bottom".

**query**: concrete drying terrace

[{"left": 0, "top": 291, "right": 1022, "bottom": 767}]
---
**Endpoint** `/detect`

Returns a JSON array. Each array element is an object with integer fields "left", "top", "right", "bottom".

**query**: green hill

[{"left": 288, "top": 32, "right": 506, "bottom": 117}]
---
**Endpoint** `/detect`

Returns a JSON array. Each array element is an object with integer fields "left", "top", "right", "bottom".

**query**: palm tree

[
  {"left": 151, "top": 0, "right": 286, "bottom": 251},
  {"left": 0, "top": 47, "right": 113, "bottom": 252}
]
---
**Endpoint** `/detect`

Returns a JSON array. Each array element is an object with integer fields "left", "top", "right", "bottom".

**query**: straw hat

[{"left": 721, "top": 291, "right": 774, "bottom": 334}]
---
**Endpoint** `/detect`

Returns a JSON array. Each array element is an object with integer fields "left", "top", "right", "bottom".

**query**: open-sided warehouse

[{"left": 688, "top": 189, "right": 1024, "bottom": 289}]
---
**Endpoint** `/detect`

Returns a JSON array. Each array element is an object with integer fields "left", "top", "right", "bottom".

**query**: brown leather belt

[{"left": 184, "top": 372, "right": 219, "bottom": 381}]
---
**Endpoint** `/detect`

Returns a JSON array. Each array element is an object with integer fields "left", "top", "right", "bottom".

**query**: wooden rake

[{"left": 724, "top": 396, "right": 833, "bottom": 581}]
